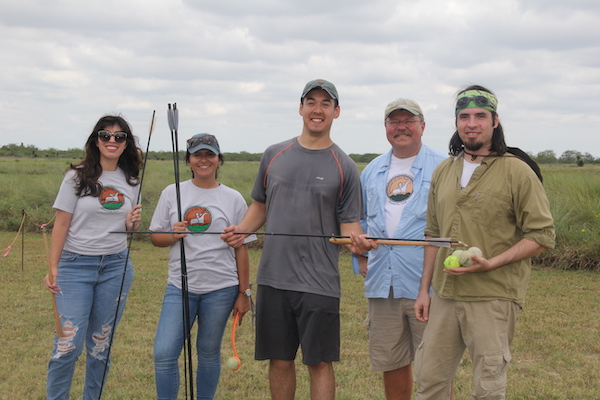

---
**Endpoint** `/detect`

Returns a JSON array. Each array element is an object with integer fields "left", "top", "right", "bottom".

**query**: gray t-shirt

[
  {"left": 53, "top": 168, "right": 139, "bottom": 255},
  {"left": 252, "top": 138, "right": 362, "bottom": 298},
  {"left": 150, "top": 180, "right": 253, "bottom": 294}
]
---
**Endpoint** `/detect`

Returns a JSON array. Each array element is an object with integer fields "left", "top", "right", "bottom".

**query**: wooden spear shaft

[
  {"left": 329, "top": 238, "right": 466, "bottom": 247},
  {"left": 42, "top": 226, "right": 64, "bottom": 337}
]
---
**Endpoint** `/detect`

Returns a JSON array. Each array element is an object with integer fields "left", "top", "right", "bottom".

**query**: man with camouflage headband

[{"left": 413, "top": 85, "right": 555, "bottom": 400}]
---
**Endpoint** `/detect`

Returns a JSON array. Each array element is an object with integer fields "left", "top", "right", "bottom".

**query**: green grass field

[
  {"left": 1, "top": 234, "right": 599, "bottom": 399},
  {"left": 0, "top": 158, "right": 599, "bottom": 399}
]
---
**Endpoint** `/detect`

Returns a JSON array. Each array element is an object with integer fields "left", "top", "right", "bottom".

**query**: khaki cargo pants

[{"left": 414, "top": 292, "right": 520, "bottom": 400}]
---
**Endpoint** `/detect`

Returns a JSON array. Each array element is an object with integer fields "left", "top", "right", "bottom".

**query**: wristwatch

[{"left": 240, "top": 288, "right": 252, "bottom": 297}]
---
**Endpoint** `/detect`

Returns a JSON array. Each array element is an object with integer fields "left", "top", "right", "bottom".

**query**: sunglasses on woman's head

[{"left": 187, "top": 135, "right": 216, "bottom": 148}]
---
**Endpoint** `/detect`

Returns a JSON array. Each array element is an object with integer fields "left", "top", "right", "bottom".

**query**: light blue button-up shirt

[{"left": 353, "top": 145, "right": 446, "bottom": 299}]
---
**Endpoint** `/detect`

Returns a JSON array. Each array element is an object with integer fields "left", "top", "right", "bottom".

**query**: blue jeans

[
  {"left": 154, "top": 284, "right": 238, "bottom": 400},
  {"left": 46, "top": 249, "right": 134, "bottom": 400}
]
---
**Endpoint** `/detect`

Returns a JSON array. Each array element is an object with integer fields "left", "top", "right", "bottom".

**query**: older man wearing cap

[
  {"left": 351, "top": 98, "right": 445, "bottom": 400},
  {"left": 222, "top": 79, "right": 367, "bottom": 400}
]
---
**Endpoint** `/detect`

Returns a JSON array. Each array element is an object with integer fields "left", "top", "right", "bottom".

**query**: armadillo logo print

[
  {"left": 99, "top": 186, "right": 125, "bottom": 211},
  {"left": 184, "top": 206, "right": 212, "bottom": 233},
  {"left": 386, "top": 175, "right": 414, "bottom": 204}
]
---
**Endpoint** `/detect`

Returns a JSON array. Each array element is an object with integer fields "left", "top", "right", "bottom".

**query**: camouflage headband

[{"left": 455, "top": 90, "right": 498, "bottom": 115}]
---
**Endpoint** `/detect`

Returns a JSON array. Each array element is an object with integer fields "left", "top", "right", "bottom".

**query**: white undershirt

[
  {"left": 461, "top": 158, "right": 481, "bottom": 189},
  {"left": 385, "top": 155, "right": 416, "bottom": 235}
]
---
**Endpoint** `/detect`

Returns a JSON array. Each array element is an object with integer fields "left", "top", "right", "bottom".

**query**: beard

[{"left": 463, "top": 139, "right": 484, "bottom": 152}]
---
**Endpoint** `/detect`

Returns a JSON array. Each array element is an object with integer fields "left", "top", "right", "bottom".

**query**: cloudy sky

[{"left": 1, "top": 0, "right": 599, "bottom": 158}]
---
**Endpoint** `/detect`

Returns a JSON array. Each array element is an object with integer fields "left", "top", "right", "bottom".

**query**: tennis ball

[
  {"left": 444, "top": 255, "right": 461, "bottom": 269},
  {"left": 458, "top": 251, "right": 474, "bottom": 266},
  {"left": 469, "top": 247, "right": 483, "bottom": 258},
  {"left": 452, "top": 250, "right": 464, "bottom": 258},
  {"left": 226, "top": 357, "right": 240, "bottom": 371}
]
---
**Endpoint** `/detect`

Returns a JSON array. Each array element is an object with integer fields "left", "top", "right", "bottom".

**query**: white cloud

[{"left": 0, "top": 0, "right": 599, "bottom": 158}]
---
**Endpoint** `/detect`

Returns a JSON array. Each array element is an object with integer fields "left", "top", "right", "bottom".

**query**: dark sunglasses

[
  {"left": 97, "top": 130, "right": 127, "bottom": 143},
  {"left": 456, "top": 96, "right": 494, "bottom": 109},
  {"left": 187, "top": 135, "right": 216, "bottom": 148}
]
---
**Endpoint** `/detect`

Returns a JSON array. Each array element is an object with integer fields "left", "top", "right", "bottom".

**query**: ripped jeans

[{"left": 46, "top": 249, "right": 133, "bottom": 400}]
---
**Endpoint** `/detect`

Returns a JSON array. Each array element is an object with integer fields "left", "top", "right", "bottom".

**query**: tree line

[{"left": 0, "top": 143, "right": 597, "bottom": 165}]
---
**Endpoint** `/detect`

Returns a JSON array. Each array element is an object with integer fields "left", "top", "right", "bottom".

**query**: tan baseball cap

[{"left": 385, "top": 98, "right": 423, "bottom": 119}]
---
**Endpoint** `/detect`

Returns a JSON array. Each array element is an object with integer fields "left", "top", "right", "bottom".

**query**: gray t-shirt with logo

[
  {"left": 149, "top": 180, "right": 253, "bottom": 294},
  {"left": 252, "top": 138, "right": 362, "bottom": 298},
  {"left": 53, "top": 168, "right": 139, "bottom": 255}
]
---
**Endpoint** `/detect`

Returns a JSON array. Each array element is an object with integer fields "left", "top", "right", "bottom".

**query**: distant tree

[
  {"left": 41, "top": 148, "right": 61, "bottom": 158},
  {"left": 0, "top": 143, "right": 38, "bottom": 157},
  {"left": 349, "top": 153, "right": 380, "bottom": 163},
  {"left": 146, "top": 150, "right": 185, "bottom": 160},
  {"left": 558, "top": 150, "right": 581, "bottom": 164},
  {"left": 145, "top": 151, "right": 263, "bottom": 162},
  {"left": 535, "top": 150, "right": 557, "bottom": 164},
  {"left": 2, "top": 143, "right": 595, "bottom": 165},
  {"left": 581, "top": 152, "right": 596, "bottom": 164},
  {"left": 224, "top": 151, "right": 262, "bottom": 162}
]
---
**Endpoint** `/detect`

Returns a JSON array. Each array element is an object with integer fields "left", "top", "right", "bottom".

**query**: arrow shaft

[{"left": 109, "top": 230, "right": 466, "bottom": 246}]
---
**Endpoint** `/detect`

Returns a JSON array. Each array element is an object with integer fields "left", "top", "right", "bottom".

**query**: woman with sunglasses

[
  {"left": 150, "top": 133, "right": 253, "bottom": 400},
  {"left": 44, "top": 115, "right": 143, "bottom": 400}
]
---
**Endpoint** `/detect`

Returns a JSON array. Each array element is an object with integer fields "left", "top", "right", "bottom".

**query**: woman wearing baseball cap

[{"left": 150, "top": 133, "right": 254, "bottom": 399}]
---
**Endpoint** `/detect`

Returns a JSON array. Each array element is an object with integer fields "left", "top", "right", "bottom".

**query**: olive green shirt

[{"left": 425, "top": 153, "right": 555, "bottom": 307}]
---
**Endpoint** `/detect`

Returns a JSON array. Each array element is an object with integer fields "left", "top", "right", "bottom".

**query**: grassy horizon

[{"left": 1, "top": 158, "right": 598, "bottom": 270}]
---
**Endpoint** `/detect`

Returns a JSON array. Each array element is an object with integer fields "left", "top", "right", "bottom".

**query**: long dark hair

[
  {"left": 449, "top": 85, "right": 507, "bottom": 156},
  {"left": 70, "top": 115, "right": 144, "bottom": 196}
]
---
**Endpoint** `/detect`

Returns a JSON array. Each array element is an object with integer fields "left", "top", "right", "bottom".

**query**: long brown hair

[{"left": 70, "top": 115, "right": 144, "bottom": 196}]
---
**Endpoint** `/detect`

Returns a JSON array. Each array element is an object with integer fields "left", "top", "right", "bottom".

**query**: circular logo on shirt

[
  {"left": 387, "top": 175, "right": 414, "bottom": 203},
  {"left": 99, "top": 186, "right": 125, "bottom": 210},
  {"left": 184, "top": 206, "right": 212, "bottom": 233}
]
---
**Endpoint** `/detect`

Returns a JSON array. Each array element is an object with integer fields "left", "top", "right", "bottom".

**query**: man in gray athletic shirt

[{"left": 222, "top": 79, "right": 369, "bottom": 400}]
